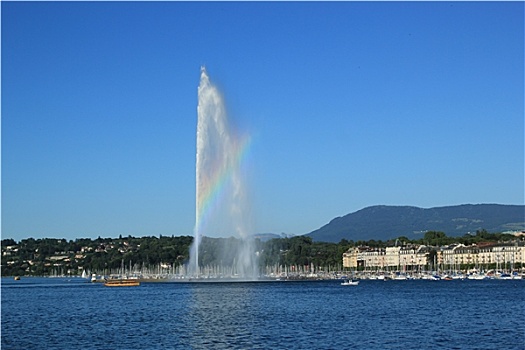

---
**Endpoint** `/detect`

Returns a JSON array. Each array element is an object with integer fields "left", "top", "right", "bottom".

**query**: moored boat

[
  {"left": 393, "top": 274, "right": 408, "bottom": 281},
  {"left": 104, "top": 279, "right": 140, "bottom": 287},
  {"left": 341, "top": 279, "right": 359, "bottom": 286}
]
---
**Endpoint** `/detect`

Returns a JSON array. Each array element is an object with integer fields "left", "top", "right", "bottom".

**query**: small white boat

[
  {"left": 341, "top": 279, "right": 359, "bottom": 286},
  {"left": 393, "top": 274, "right": 408, "bottom": 280}
]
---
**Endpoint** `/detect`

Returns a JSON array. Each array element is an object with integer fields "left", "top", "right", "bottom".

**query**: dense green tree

[
  {"left": 1, "top": 239, "right": 17, "bottom": 247},
  {"left": 1, "top": 230, "right": 521, "bottom": 276}
]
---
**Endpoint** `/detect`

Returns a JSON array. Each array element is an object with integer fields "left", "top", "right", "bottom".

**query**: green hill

[{"left": 306, "top": 204, "right": 525, "bottom": 243}]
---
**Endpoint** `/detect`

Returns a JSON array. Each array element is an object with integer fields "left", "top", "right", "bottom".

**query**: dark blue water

[{"left": 2, "top": 278, "right": 524, "bottom": 350}]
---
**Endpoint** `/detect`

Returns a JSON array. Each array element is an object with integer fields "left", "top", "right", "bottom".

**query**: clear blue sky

[{"left": 2, "top": 1, "right": 524, "bottom": 241}]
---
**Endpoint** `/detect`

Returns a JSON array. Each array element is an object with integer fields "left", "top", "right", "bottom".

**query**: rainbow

[{"left": 194, "top": 134, "right": 252, "bottom": 237}]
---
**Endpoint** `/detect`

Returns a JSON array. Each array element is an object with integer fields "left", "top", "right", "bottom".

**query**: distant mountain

[{"left": 306, "top": 204, "right": 525, "bottom": 243}]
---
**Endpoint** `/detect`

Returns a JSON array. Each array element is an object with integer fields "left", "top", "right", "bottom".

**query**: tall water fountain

[{"left": 189, "top": 67, "right": 258, "bottom": 280}]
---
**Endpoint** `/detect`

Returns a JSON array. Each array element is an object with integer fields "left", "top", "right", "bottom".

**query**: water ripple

[{"left": 2, "top": 279, "right": 524, "bottom": 350}]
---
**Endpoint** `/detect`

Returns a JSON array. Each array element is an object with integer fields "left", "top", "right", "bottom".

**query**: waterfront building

[
  {"left": 441, "top": 244, "right": 463, "bottom": 267},
  {"left": 342, "top": 240, "right": 524, "bottom": 272},
  {"left": 414, "top": 245, "right": 432, "bottom": 269},
  {"left": 358, "top": 248, "right": 385, "bottom": 270},
  {"left": 385, "top": 247, "right": 400, "bottom": 268},
  {"left": 343, "top": 244, "right": 430, "bottom": 270},
  {"left": 492, "top": 242, "right": 523, "bottom": 270},
  {"left": 342, "top": 248, "right": 358, "bottom": 268},
  {"left": 454, "top": 245, "right": 479, "bottom": 267},
  {"left": 446, "top": 241, "right": 524, "bottom": 270},
  {"left": 478, "top": 243, "right": 494, "bottom": 267}
]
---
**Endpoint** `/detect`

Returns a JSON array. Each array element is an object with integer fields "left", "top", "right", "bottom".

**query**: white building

[
  {"left": 343, "top": 241, "right": 525, "bottom": 271},
  {"left": 343, "top": 244, "right": 430, "bottom": 270}
]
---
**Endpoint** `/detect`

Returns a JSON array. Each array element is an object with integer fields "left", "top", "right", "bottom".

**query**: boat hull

[
  {"left": 341, "top": 280, "right": 359, "bottom": 286},
  {"left": 104, "top": 279, "right": 140, "bottom": 287}
]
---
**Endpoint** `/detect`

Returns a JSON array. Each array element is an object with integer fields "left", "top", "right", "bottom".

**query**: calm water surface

[{"left": 2, "top": 278, "right": 524, "bottom": 349}]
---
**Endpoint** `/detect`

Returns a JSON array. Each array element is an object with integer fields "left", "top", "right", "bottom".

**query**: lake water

[{"left": 1, "top": 278, "right": 524, "bottom": 349}]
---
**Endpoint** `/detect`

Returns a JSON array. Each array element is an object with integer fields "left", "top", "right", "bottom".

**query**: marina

[{"left": 84, "top": 268, "right": 525, "bottom": 284}]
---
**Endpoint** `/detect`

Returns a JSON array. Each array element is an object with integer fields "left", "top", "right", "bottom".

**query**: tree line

[{"left": 1, "top": 229, "right": 519, "bottom": 276}]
